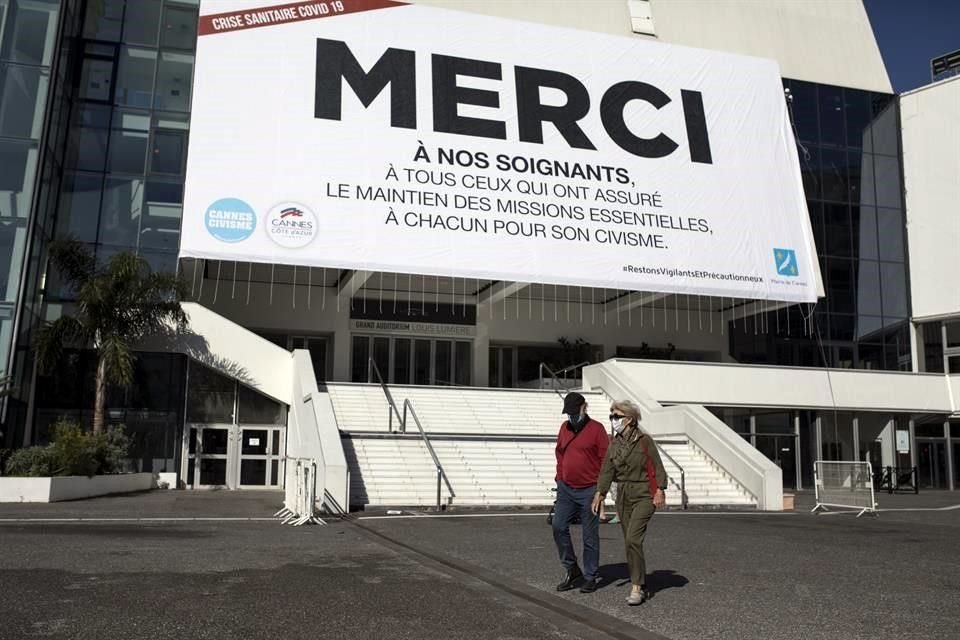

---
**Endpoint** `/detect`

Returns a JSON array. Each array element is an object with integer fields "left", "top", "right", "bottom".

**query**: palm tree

[{"left": 34, "top": 240, "right": 188, "bottom": 435}]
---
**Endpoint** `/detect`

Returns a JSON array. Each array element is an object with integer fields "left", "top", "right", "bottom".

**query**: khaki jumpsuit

[{"left": 597, "top": 429, "right": 667, "bottom": 587}]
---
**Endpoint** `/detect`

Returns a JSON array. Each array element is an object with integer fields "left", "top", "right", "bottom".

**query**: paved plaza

[{"left": 1, "top": 491, "right": 958, "bottom": 640}]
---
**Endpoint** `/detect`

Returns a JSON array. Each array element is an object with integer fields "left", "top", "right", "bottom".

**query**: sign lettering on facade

[{"left": 182, "top": 0, "right": 820, "bottom": 302}]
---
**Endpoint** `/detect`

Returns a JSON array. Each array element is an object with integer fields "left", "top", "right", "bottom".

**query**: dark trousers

[{"left": 552, "top": 480, "right": 600, "bottom": 581}]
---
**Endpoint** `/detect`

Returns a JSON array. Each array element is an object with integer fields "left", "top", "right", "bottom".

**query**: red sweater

[{"left": 555, "top": 419, "right": 610, "bottom": 489}]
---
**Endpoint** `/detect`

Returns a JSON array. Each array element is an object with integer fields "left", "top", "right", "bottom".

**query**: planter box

[
  {"left": 0, "top": 473, "right": 156, "bottom": 503},
  {"left": 782, "top": 493, "right": 795, "bottom": 511}
]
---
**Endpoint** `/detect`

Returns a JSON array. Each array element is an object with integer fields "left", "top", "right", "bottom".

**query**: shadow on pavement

[{"left": 598, "top": 564, "right": 689, "bottom": 593}]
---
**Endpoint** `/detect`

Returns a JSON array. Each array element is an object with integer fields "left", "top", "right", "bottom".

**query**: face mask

[
  {"left": 612, "top": 418, "right": 626, "bottom": 434},
  {"left": 568, "top": 414, "right": 586, "bottom": 428}
]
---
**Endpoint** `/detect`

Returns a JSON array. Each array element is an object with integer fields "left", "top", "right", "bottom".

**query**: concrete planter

[{"left": 0, "top": 473, "right": 156, "bottom": 503}]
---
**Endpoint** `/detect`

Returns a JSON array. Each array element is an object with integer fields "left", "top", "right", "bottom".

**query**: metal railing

[
  {"left": 367, "top": 358, "right": 404, "bottom": 433},
  {"left": 655, "top": 443, "right": 688, "bottom": 510},
  {"left": 403, "top": 399, "right": 456, "bottom": 511},
  {"left": 539, "top": 361, "right": 591, "bottom": 397},
  {"left": 368, "top": 358, "right": 454, "bottom": 510}
]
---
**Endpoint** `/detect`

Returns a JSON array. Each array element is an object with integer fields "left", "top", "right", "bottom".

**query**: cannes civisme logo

[{"left": 205, "top": 198, "right": 256, "bottom": 243}]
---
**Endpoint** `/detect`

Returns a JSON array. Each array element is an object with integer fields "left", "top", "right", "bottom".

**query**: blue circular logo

[{"left": 205, "top": 198, "right": 256, "bottom": 243}]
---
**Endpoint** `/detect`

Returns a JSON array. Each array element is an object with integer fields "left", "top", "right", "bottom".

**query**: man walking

[{"left": 552, "top": 391, "right": 609, "bottom": 593}]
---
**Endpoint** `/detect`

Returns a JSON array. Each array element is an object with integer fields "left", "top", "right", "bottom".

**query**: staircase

[{"left": 331, "top": 384, "right": 756, "bottom": 509}]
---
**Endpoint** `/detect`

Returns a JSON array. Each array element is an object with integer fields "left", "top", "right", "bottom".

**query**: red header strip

[{"left": 198, "top": 0, "right": 407, "bottom": 36}]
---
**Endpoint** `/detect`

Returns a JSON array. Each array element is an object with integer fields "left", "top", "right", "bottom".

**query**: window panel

[
  {"left": 0, "top": 218, "right": 27, "bottom": 301},
  {"left": 786, "top": 80, "right": 818, "bottom": 143},
  {"left": 82, "top": 0, "right": 123, "bottom": 41},
  {"left": 115, "top": 47, "right": 156, "bottom": 108},
  {"left": 823, "top": 204, "right": 851, "bottom": 257},
  {"left": 858, "top": 152, "right": 875, "bottom": 207},
  {"left": 820, "top": 149, "right": 848, "bottom": 202},
  {"left": 0, "top": 138, "right": 37, "bottom": 219},
  {"left": 55, "top": 173, "right": 102, "bottom": 243},
  {"left": 0, "top": 0, "right": 60, "bottom": 66},
  {"left": 123, "top": 1, "right": 162, "bottom": 46},
  {"left": 873, "top": 155, "right": 902, "bottom": 208},
  {"left": 880, "top": 262, "right": 907, "bottom": 318},
  {"left": 870, "top": 104, "right": 898, "bottom": 156},
  {"left": 78, "top": 57, "right": 113, "bottom": 102},
  {"left": 108, "top": 127, "right": 148, "bottom": 174},
  {"left": 140, "top": 180, "right": 183, "bottom": 251},
  {"left": 65, "top": 126, "right": 109, "bottom": 172},
  {"left": 98, "top": 176, "right": 145, "bottom": 247},
  {"left": 154, "top": 51, "right": 193, "bottom": 112},
  {"left": 856, "top": 261, "right": 882, "bottom": 316},
  {"left": 817, "top": 85, "right": 845, "bottom": 147},
  {"left": 799, "top": 145, "right": 820, "bottom": 200},
  {"left": 0, "top": 63, "right": 48, "bottom": 139},
  {"left": 161, "top": 5, "right": 198, "bottom": 49},
  {"left": 150, "top": 130, "right": 186, "bottom": 174},
  {"left": 876, "top": 207, "right": 904, "bottom": 262},
  {"left": 843, "top": 89, "right": 872, "bottom": 149},
  {"left": 851, "top": 205, "right": 877, "bottom": 261}
]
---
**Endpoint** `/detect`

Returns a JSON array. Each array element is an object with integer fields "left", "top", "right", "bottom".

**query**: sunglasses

[{"left": 609, "top": 414, "right": 626, "bottom": 421}]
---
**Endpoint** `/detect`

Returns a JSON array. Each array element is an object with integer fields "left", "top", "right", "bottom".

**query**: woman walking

[{"left": 591, "top": 400, "right": 666, "bottom": 606}]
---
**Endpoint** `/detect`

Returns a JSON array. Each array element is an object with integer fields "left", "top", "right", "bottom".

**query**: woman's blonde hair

[{"left": 610, "top": 399, "right": 643, "bottom": 440}]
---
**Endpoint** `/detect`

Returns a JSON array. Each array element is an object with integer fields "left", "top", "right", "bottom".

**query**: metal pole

[
  {"left": 681, "top": 470, "right": 687, "bottom": 510},
  {"left": 436, "top": 469, "right": 442, "bottom": 512}
]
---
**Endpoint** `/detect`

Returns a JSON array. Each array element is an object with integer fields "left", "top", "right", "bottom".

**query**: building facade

[{"left": 0, "top": 0, "right": 957, "bottom": 494}]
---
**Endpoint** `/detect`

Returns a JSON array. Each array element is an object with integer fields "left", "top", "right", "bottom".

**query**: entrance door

[
  {"left": 183, "top": 425, "right": 285, "bottom": 489},
  {"left": 917, "top": 439, "right": 948, "bottom": 489},
  {"left": 185, "top": 425, "right": 232, "bottom": 489},
  {"left": 755, "top": 434, "right": 799, "bottom": 491},
  {"left": 352, "top": 335, "right": 472, "bottom": 385}
]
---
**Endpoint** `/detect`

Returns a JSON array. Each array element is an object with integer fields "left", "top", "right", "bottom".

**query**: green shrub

[{"left": 2, "top": 420, "right": 130, "bottom": 477}]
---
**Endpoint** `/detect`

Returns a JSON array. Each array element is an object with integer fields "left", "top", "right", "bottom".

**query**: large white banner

[{"left": 182, "top": 0, "right": 821, "bottom": 302}]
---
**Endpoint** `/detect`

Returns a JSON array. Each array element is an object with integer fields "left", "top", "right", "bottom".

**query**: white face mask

[{"left": 612, "top": 418, "right": 626, "bottom": 434}]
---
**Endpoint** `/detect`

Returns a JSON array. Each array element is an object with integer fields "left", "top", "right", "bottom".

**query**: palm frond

[
  {"left": 99, "top": 334, "right": 135, "bottom": 387},
  {"left": 47, "top": 240, "right": 96, "bottom": 286},
  {"left": 34, "top": 315, "right": 89, "bottom": 375}
]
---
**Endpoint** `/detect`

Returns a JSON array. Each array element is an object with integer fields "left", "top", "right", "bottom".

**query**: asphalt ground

[{"left": 1, "top": 491, "right": 958, "bottom": 640}]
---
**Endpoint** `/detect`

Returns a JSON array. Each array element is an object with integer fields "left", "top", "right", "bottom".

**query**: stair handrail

[
  {"left": 539, "top": 361, "right": 591, "bottom": 396},
  {"left": 649, "top": 438, "right": 688, "bottom": 510},
  {"left": 402, "top": 398, "right": 456, "bottom": 511},
  {"left": 367, "top": 358, "right": 404, "bottom": 433}
]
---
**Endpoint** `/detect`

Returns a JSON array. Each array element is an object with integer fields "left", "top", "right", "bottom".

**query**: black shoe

[
  {"left": 579, "top": 577, "right": 600, "bottom": 593},
  {"left": 556, "top": 566, "right": 583, "bottom": 591}
]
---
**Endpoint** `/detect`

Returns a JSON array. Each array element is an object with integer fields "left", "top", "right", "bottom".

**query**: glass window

[
  {"left": 858, "top": 152, "right": 875, "bottom": 207},
  {"left": 78, "top": 57, "right": 114, "bottom": 102},
  {"left": 0, "top": 138, "right": 38, "bottom": 219},
  {"left": 140, "top": 180, "right": 183, "bottom": 251},
  {"left": 55, "top": 172, "right": 102, "bottom": 243},
  {"left": 851, "top": 206, "right": 877, "bottom": 260},
  {"left": 799, "top": 145, "right": 820, "bottom": 199},
  {"left": 0, "top": 219, "right": 26, "bottom": 301},
  {"left": 65, "top": 126, "right": 109, "bottom": 172},
  {"left": 455, "top": 341, "right": 471, "bottom": 386},
  {"left": 786, "top": 80, "right": 818, "bottom": 143},
  {"left": 870, "top": 105, "right": 898, "bottom": 156},
  {"left": 880, "top": 263, "right": 907, "bottom": 318},
  {"left": 150, "top": 130, "right": 186, "bottom": 174},
  {"left": 83, "top": 0, "right": 124, "bottom": 41},
  {"left": 949, "top": 356, "right": 960, "bottom": 375},
  {"left": 806, "top": 200, "right": 825, "bottom": 254},
  {"left": 0, "top": 64, "right": 48, "bottom": 139},
  {"left": 238, "top": 384, "right": 286, "bottom": 425},
  {"left": 154, "top": 51, "right": 193, "bottom": 112},
  {"left": 819, "top": 411, "right": 855, "bottom": 459},
  {"left": 186, "top": 364, "right": 235, "bottom": 423},
  {"left": 857, "top": 314, "right": 884, "bottom": 340},
  {"left": 873, "top": 156, "right": 902, "bottom": 208},
  {"left": 817, "top": 85, "right": 845, "bottom": 146},
  {"left": 820, "top": 149, "right": 848, "bottom": 202},
  {"left": 856, "top": 261, "right": 882, "bottom": 316},
  {"left": 73, "top": 103, "right": 112, "bottom": 128},
  {"left": 98, "top": 176, "right": 144, "bottom": 246},
  {"left": 140, "top": 250, "right": 177, "bottom": 275},
  {"left": 823, "top": 204, "right": 851, "bottom": 257},
  {"left": 0, "top": 0, "right": 60, "bottom": 66},
  {"left": 108, "top": 127, "right": 148, "bottom": 173},
  {"left": 393, "top": 338, "right": 411, "bottom": 384},
  {"left": 123, "top": 1, "right": 162, "bottom": 46},
  {"left": 843, "top": 89, "right": 872, "bottom": 149},
  {"left": 351, "top": 335, "right": 369, "bottom": 383},
  {"left": 946, "top": 321, "right": 960, "bottom": 348},
  {"left": 115, "top": 47, "right": 156, "bottom": 108},
  {"left": 161, "top": 5, "right": 198, "bottom": 49},
  {"left": 435, "top": 340, "right": 452, "bottom": 385},
  {"left": 828, "top": 313, "right": 855, "bottom": 342},
  {"left": 876, "top": 208, "right": 904, "bottom": 262},
  {"left": 414, "top": 339, "right": 430, "bottom": 385},
  {"left": 755, "top": 410, "right": 793, "bottom": 434}
]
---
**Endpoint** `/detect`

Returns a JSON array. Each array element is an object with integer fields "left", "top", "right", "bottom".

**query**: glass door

[
  {"left": 755, "top": 434, "right": 799, "bottom": 491},
  {"left": 185, "top": 424, "right": 234, "bottom": 489},
  {"left": 917, "top": 439, "right": 948, "bottom": 489},
  {"left": 238, "top": 427, "right": 284, "bottom": 489}
]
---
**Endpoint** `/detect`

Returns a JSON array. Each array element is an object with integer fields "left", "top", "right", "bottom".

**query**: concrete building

[{"left": 0, "top": 0, "right": 957, "bottom": 506}]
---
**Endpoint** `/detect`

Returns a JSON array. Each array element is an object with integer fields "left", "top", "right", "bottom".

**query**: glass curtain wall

[{"left": 731, "top": 81, "right": 911, "bottom": 371}]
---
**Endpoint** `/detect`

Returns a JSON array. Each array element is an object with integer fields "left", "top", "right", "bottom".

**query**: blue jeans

[{"left": 552, "top": 480, "right": 600, "bottom": 581}]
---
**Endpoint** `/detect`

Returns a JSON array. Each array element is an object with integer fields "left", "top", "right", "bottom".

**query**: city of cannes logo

[
  {"left": 774, "top": 248, "right": 799, "bottom": 277},
  {"left": 204, "top": 198, "right": 255, "bottom": 243},
  {"left": 266, "top": 202, "right": 318, "bottom": 248}
]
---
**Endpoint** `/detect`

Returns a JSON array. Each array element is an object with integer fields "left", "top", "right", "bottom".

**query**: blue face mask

[{"left": 568, "top": 414, "right": 586, "bottom": 428}]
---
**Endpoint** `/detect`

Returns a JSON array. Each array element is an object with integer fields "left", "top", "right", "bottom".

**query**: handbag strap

[{"left": 558, "top": 422, "right": 586, "bottom": 456}]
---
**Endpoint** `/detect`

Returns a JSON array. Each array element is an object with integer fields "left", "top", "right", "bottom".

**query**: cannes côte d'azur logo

[
  {"left": 204, "top": 198, "right": 256, "bottom": 243},
  {"left": 266, "top": 202, "right": 317, "bottom": 248}
]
